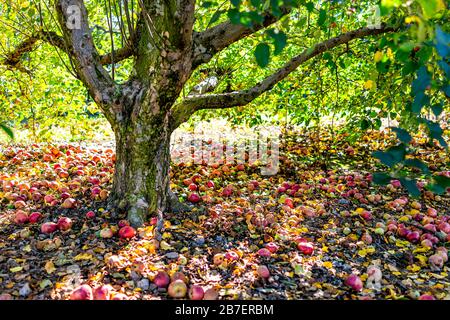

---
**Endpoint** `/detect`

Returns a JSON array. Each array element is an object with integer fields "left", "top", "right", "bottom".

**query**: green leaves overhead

[
  {"left": 391, "top": 127, "right": 412, "bottom": 144},
  {"left": 254, "top": 42, "right": 271, "bottom": 67},
  {"left": 267, "top": 29, "right": 287, "bottom": 55},
  {"left": 417, "top": 0, "right": 447, "bottom": 19}
]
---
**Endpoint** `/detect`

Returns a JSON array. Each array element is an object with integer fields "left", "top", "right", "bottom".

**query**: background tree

[{"left": 1, "top": 0, "right": 448, "bottom": 226}]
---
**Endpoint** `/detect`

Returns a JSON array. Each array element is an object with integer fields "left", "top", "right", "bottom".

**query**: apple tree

[{"left": 1, "top": 0, "right": 448, "bottom": 226}]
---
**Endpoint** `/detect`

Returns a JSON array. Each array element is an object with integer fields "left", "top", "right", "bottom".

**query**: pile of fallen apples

[{"left": 70, "top": 271, "right": 218, "bottom": 300}]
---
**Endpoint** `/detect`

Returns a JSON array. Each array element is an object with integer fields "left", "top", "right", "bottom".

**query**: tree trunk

[{"left": 111, "top": 110, "right": 173, "bottom": 227}]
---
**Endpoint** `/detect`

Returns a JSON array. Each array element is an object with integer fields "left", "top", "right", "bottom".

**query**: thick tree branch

[
  {"left": 192, "top": 6, "right": 291, "bottom": 68},
  {"left": 2, "top": 29, "right": 133, "bottom": 71},
  {"left": 171, "top": 25, "right": 396, "bottom": 130},
  {"left": 99, "top": 45, "right": 134, "bottom": 65},
  {"left": 2, "top": 31, "right": 67, "bottom": 68},
  {"left": 55, "top": 0, "right": 121, "bottom": 125}
]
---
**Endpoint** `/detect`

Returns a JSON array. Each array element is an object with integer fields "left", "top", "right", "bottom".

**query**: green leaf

[
  {"left": 391, "top": 127, "right": 412, "bottom": 144},
  {"left": 435, "top": 27, "right": 450, "bottom": 58},
  {"left": 209, "top": 10, "right": 225, "bottom": 24},
  {"left": 417, "top": 0, "right": 446, "bottom": 19},
  {"left": 254, "top": 42, "right": 271, "bottom": 67},
  {"left": 318, "top": 9, "right": 327, "bottom": 26},
  {"left": 400, "top": 178, "right": 421, "bottom": 198},
  {"left": 360, "top": 119, "right": 370, "bottom": 130},
  {"left": 231, "top": 0, "right": 241, "bottom": 7},
  {"left": 403, "top": 159, "right": 429, "bottom": 173},
  {"left": 372, "top": 172, "right": 391, "bottom": 185},
  {"left": 267, "top": 29, "right": 287, "bottom": 55},
  {"left": 373, "top": 151, "right": 396, "bottom": 167},
  {"left": 0, "top": 123, "right": 14, "bottom": 140}
]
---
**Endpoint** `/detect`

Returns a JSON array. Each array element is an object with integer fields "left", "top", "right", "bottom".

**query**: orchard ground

[{"left": 0, "top": 120, "right": 449, "bottom": 300}]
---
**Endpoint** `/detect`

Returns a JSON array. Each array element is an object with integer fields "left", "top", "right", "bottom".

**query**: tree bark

[{"left": 111, "top": 108, "right": 172, "bottom": 227}]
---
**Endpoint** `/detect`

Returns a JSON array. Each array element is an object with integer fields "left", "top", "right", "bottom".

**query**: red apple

[
  {"left": 86, "top": 211, "right": 95, "bottom": 219},
  {"left": 188, "top": 193, "right": 201, "bottom": 203},
  {"left": 345, "top": 274, "right": 363, "bottom": 291},
  {"left": 29, "top": 212, "right": 42, "bottom": 223},
  {"left": 14, "top": 210, "right": 29, "bottom": 224},
  {"left": 154, "top": 271, "right": 170, "bottom": 288},
  {"left": 427, "top": 207, "right": 438, "bottom": 218},
  {"left": 206, "top": 181, "right": 215, "bottom": 189},
  {"left": 44, "top": 194, "right": 55, "bottom": 204},
  {"left": 284, "top": 198, "right": 294, "bottom": 209},
  {"left": 265, "top": 242, "right": 279, "bottom": 253},
  {"left": 297, "top": 242, "right": 314, "bottom": 255},
  {"left": 188, "top": 285, "right": 204, "bottom": 300},
  {"left": 438, "top": 222, "right": 450, "bottom": 234},
  {"left": 203, "top": 288, "right": 218, "bottom": 300},
  {"left": 61, "top": 192, "right": 71, "bottom": 199},
  {"left": 423, "top": 224, "right": 436, "bottom": 232},
  {"left": 406, "top": 231, "right": 420, "bottom": 243},
  {"left": 93, "top": 285, "right": 111, "bottom": 300},
  {"left": 118, "top": 226, "right": 136, "bottom": 239},
  {"left": 257, "top": 248, "right": 271, "bottom": 257},
  {"left": 70, "top": 284, "right": 93, "bottom": 300},
  {"left": 57, "top": 217, "right": 72, "bottom": 231},
  {"left": 188, "top": 183, "right": 197, "bottom": 191},
  {"left": 257, "top": 265, "right": 270, "bottom": 278},
  {"left": 41, "top": 222, "right": 58, "bottom": 234},
  {"left": 360, "top": 210, "right": 372, "bottom": 221}
]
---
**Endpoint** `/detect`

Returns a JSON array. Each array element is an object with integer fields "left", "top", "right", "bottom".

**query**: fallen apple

[
  {"left": 57, "top": 217, "right": 73, "bottom": 231},
  {"left": 345, "top": 274, "right": 363, "bottom": 292},
  {"left": 29, "top": 212, "right": 42, "bottom": 223},
  {"left": 189, "top": 285, "right": 204, "bottom": 300},
  {"left": 41, "top": 222, "right": 58, "bottom": 234},
  {"left": 70, "top": 284, "right": 93, "bottom": 300},
  {"left": 171, "top": 271, "right": 188, "bottom": 284},
  {"left": 203, "top": 288, "right": 218, "bottom": 300},
  {"left": 154, "top": 271, "right": 170, "bottom": 288},
  {"left": 257, "top": 265, "right": 270, "bottom": 279},
  {"left": 118, "top": 226, "right": 136, "bottom": 239},
  {"left": 297, "top": 242, "right": 314, "bottom": 255},
  {"left": 93, "top": 285, "right": 111, "bottom": 300},
  {"left": 168, "top": 280, "right": 187, "bottom": 298},
  {"left": 14, "top": 210, "right": 28, "bottom": 224}
]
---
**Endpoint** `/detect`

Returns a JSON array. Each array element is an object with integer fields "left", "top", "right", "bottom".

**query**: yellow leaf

[
  {"left": 44, "top": 261, "right": 56, "bottom": 274},
  {"left": 415, "top": 255, "right": 428, "bottom": 266},
  {"left": 374, "top": 51, "right": 383, "bottom": 63},
  {"left": 323, "top": 261, "right": 333, "bottom": 269},
  {"left": 160, "top": 240, "right": 173, "bottom": 251},
  {"left": 363, "top": 80, "right": 375, "bottom": 90},
  {"left": 405, "top": 15, "right": 421, "bottom": 24},
  {"left": 407, "top": 264, "right": 421, "bottom": 272},
  {"left": 74, "top": 253, "right": 93, "bottom": 261},
  {"left": 9, "top": 266, "right": 22, "bottom": 273},
  {"left": 162, "top": 232, "right": 172, "bottom": 239}
]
